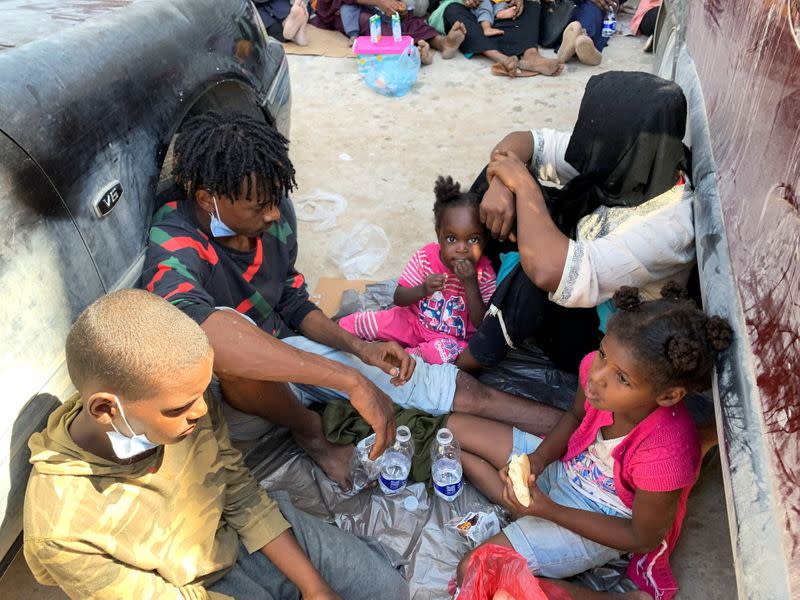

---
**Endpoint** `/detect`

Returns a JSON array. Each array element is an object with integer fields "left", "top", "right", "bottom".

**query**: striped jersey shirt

[
  {"left": 142, "top": 188, "right": 318, "bottom": 338},
  {"left": 397, "top": 242, "right": 497, "bottom": 339}
]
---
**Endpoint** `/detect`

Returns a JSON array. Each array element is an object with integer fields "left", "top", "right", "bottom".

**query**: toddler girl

[
  {"left": 338, "top": 176, "right": 496, "bottom": 364},
  {"left": 449, "top": 284, "right": 733, "bottom": 600}
]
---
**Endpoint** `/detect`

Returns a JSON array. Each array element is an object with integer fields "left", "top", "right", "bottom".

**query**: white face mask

[
  {"left": 105, "top": 397, "right": 159, "bottom": 459},
  {"left": 209, "top": 196, "right": 237, "bottom": 238}
]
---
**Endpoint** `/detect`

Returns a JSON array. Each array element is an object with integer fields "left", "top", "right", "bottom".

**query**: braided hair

[
  {"left": 606, "top": 284, "right": 733, "bottom": 392},
  {"left": 172, "top": 111, "right": 296, "bottom": 206},
  {"left": 433, "top": 175, "right": 482, "bottom": 232}
]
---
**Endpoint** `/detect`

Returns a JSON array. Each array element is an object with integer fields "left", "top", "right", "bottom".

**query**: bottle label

[
  {"left": 380, "top": 474, "right": 406, "bottom": 491},
  {"left": 434, "top": 478, "right": 463, "bottom": 498}
]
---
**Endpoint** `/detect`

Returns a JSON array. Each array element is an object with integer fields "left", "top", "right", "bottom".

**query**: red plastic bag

[{"left": 458, "top": 545, "right": 573, "bottom": 600}]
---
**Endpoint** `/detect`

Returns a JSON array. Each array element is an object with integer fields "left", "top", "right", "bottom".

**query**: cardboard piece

[
  {"left": 282, "top": 24, "right": 355, "bottom": 58},
  {"left": 313, "top": 277, "right": 374, "bottom": 317}
]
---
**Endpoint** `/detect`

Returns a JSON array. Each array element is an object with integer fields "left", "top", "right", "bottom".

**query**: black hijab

[{"left": 545, "top": 71, "right": 691, "bottom": 236}]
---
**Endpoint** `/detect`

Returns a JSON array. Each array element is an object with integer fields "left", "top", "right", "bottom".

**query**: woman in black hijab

[{"left": 457, "top": 71, "right": 694, "bottom": 374}]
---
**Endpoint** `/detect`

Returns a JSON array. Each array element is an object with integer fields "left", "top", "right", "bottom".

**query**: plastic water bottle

[
  {"left": 431, "top": 428, "right": 464, "bottom": 501},
  {"left": 379, "top": 425, "right": 414, "bottom": 495},
  {"left": 602, "top": 9, "right": 617, "bottom": 38}
]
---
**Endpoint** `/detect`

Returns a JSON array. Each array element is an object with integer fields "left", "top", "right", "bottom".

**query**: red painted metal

[{"left": 687, "top": 0, "right": 800, "bottom": 586}]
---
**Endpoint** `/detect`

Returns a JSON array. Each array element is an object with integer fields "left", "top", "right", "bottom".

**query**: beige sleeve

[
  {"left": 205, "top": 391, "right": 291, "bottom": 553},
  {"left": 24, "top": 537, "right": 232, "bottom": 600}
]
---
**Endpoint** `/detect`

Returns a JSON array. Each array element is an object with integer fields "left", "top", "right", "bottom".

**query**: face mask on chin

[
  {"left": 106, "top": 396, "right": 159, "bottom": 460},
  {"left": 209, "top": 196, "right": 237, "bottom": 238}
]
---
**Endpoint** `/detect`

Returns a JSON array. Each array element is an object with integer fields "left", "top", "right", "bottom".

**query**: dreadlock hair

[
  {"left": 606, "top": 283, "right": 733, "bottom": 393},
  {"left": 433, "top": 175, "right": 482, "bottom": 232},
  {"left": 172, "top": 111, "right": 296, "bottom": 207}
]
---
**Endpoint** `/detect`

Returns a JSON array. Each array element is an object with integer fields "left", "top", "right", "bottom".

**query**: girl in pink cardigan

[{"left": 450, "top": 284, "right": 733, "bottom": 600}]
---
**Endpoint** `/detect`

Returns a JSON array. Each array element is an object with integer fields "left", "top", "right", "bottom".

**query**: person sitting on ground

[
  {"left": 472, "top": 0, "right": 517, "bottom": 37},
  {"left": 339, "top": 176, "right": 497, "bottom": 365},
  {"left": 23, "top": 289, "right": 410, "bottom": 600},
  {"left": 313, "top": 0, "right": 467, "bottom": 64},
  {"left": 557, "top": 0, "right": 625, "bottom": 66},
  {"left": 450, "top": 285, "right": 733, "bottom": 600},
  {"left": 630, "top": 0, "right": 661, "bottom": 51},
  {"left": 428, "top": 0, "right": 563, "bottom": 76},
  {"left": 456, "top": 71, "right": 695, "bottom": 376},
  {"left": 141, "top": 110, "right": 565, "bottom": 489},
  {"left": 255, "top": 0, "right": 311, "bottom": 46}
]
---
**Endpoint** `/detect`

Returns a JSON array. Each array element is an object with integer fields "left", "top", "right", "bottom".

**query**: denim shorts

[{"left": 504, "top": 428, "right": 625, "bottom": 578}]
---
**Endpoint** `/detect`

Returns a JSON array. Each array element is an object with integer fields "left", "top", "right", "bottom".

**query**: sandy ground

[
  {"left": 288, "top": 19, "right": 653, "bottom": 290},
  {"left": 0, "top": 9, "right": 739, "bottom": 599}
]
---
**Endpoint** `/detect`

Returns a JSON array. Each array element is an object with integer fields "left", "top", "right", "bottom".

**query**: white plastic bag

[
  {"left": 293, "top": 189, "right": 347, "bottom": 232},
  {"left": 328, "top": 220, "right": 390, "bottom": 280}
]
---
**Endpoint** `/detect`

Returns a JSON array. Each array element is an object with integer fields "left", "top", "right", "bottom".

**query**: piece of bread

[{"left": 508, "top": 453, "right": 531, "bottom": 507}]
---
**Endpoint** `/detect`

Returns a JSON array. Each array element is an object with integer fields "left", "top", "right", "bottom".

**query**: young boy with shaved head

[{"left": 23, "top": 289, "right": 409, "bottom": 600}]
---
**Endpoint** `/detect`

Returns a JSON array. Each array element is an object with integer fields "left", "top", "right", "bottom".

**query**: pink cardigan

[
  {"left": 564, "top": 353, "right": 701, "bottom": 600},
  {"left": 631, "top": 0, "right": 661, "bottom": 35}
]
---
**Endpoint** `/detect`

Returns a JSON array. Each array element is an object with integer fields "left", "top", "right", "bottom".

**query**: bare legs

[
  {"left": 219, "top": 376, "right": 353, "bottom": 488},
  {"left": 452, "top": 371, "right": 564, "bottom": 434}
]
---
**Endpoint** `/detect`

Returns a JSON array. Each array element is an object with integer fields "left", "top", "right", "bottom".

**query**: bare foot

[
  {"left": 557, "top": 21, "right": 582, "bottom": 63},
  {"left": 495, "top": 7, "right": 516, "bottom": 19},
  {"left": 502, "top": 54, "right": 518, "bottom": 73},
  {"left": 575, "top": 34, "right": 602, "bottom": 65},
  {"left": 442, "top": 21, "right": 466, "bottom": 59},
  {"left": 294, "top": 22, "right": 309, "bottom": 46},
  {"left": 482, "top": 25, "right": 505, "bottom": 37},
  {"left": 293, "top": 429, "right": 354, "bottom": 490},
  {"left": 519, "top": 48, "right": 564, "bottom": 75},
  {"left": 282, "top": 0, "right": 309, "bottom": 42},
  {"left": 418, "top": 39, "right": 434, "bottom": 65}
]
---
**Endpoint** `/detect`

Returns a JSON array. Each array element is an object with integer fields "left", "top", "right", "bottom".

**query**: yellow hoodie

[{"left": 23, "top": 392, "right": 290, "bottom": 600}]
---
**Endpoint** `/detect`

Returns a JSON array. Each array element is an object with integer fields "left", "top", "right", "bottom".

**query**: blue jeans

[
  {"left": 208, "top": 493, "right": 409, "bottom": 599},
  {"left": 504, "top": 430, "right": 625, "bottom": 578}
]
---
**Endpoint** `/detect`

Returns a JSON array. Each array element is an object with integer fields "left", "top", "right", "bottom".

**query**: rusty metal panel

[{"left": 685, "top": 0, "right": 800, "bottom": 595}]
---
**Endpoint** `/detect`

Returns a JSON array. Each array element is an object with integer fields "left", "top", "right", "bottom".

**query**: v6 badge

[{"left": 93, "top": 181, "right": 123, "bottom": 218}]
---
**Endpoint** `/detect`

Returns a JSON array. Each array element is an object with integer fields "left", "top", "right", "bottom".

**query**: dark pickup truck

[{"left": 0, "top": 0, "right": 291, "bottom": 568}]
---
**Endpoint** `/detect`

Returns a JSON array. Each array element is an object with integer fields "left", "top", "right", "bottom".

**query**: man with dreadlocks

[{"left": 142, "top": 111, "right": 565, "bottom": 488}]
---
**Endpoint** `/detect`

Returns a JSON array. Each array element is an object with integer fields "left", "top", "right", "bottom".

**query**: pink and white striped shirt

[{"left": 397, "top": 242, "right": 497, "bottom": 340}]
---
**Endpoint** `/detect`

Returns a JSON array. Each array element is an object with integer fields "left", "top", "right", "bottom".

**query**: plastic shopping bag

[{"left": 457, "top": 545, "right": 572, "bottom": 600}]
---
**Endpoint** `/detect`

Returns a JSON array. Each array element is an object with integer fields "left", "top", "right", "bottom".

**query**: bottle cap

[
  {"left": 403, "top": 495, "right": 419, "bottom": 511},
  {"left": 436, "top": 428, "right": 453, "bottom": 445},
  {"left": 397, "top": 425, "right": 412, "bottom": 443}
]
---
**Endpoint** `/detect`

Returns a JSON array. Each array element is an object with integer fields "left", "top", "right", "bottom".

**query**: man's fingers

[
  {"left": 499, "top": 215, "right": 514, "bottom": 241},
  {"left": 370, "top": 427, "right": 389, "bottom": 460}
]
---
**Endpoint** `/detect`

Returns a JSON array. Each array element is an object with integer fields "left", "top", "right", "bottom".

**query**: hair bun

[
  {"left": 666, "top": 335, "right": 701, "bottom": 372},
  {"left": 705, "top": 315, "right": 733, "bottom": 352},
  {"left": 660, "top": 281, "right": 689, "bottom": 302},
  {"left": 434, "top": 175, "right": 462, "bottom": 204},
  {"left": 613, "top": 286, "right": 642, "bottom": 311}
]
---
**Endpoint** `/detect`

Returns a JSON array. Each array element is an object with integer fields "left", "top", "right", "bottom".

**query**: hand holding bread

[{"left": 508, "top": 453, "right": 532, "bottom": 507}]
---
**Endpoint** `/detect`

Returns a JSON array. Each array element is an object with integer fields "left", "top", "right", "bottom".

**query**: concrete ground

[{"left": 0, "top": 8, "right": 738, "bottom": 599}]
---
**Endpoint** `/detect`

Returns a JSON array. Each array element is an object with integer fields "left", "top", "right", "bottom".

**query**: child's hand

[
  {"left": 377, "top": 0, "right": 405, "bottom": 14},
  {"left": 501, "top": 469, "right": 551, "bottom": 518},
  {"left": 487, "top": 150, "right": 537, "bottom": 196},
  {"left": 423, "top": 273, "right": 446, "bottom": 296},
  {"left": 453, "top": 259, "right": 477, "bottom": 283}
]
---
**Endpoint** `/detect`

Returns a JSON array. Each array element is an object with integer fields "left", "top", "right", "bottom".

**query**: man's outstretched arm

[{"left": 201, "top": 310, "right": 395, "bottom": 457}]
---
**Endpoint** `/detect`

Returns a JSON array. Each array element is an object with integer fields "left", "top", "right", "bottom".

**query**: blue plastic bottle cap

[{"left": 403, "top": 496, "right": 419, "bottom": 511}]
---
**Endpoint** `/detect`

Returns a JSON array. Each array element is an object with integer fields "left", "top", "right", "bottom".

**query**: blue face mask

[
  {"left": 106, "top": 397, "right": 159, "bottom": 459},
  {"left": 209, "top": 196, "right": 237, "bottom": 238}
]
